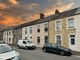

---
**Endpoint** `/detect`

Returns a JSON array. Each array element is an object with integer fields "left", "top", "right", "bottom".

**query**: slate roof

[
  {"left": 3, "top": 7, "right": 80, "bottom": 30},
  {"left": 49, "top": 7, "right": 80, "bottom": 21}
]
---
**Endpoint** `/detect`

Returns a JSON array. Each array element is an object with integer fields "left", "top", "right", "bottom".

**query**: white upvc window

[
  {"left": 30, "top": 27, "right": 32, "bottom": 33},
  {"left": 25, "top": 28, "right": 27, "bottom": 34},
  {"left": 37, "top": 25, "right": 40, "bottom": 33},
  {"left": 67, "top": 18, "right": 74, "bottom": 29},
  {"left": 55, "top": 20, "right": 62, "bottom": 31},
  {"left": 44, "top": 23, "right": 48, "bottom": 32}
]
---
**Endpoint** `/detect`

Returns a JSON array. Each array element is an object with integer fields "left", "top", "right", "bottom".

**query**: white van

[
  {"left": 17, "top": 40, "right": 36, "bottom": 49},
  {"left": 0, "top": 44, "right": 21, "bottom": 60}
]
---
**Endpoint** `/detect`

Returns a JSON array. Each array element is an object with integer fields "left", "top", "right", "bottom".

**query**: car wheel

[
  {"left": 17, "top": 45, "right": 20, "bottom": 48},
  {"left": 60, "top": 51, "right": 65, "bottom": 56},
  {"left": 43, "top": 48, "right": 47, "bottom": 52},
  {"left": 25, "top": 46, "right": 28, "bottom": 50}
]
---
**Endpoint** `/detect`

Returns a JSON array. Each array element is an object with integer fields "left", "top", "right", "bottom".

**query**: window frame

[
  {"left": 55, "top": 34, "right": 63, "bottom": 45},
  {"left": 69, "top": 33, "right": 75, "bottom": 45},
  {"left": 44, "top": 23, "right": 48, "bottom": 32},
  {"left": 37, "top": 25, "right": 40, "bottom": 33},
  {"left": 37, "top": 37, "right": 40, "bottom": 44},
  {"left": 44, "top": 36, "right": 48, "bottom": 44},
  {"left": 67, "top": 17, "right": 74, "bottom": 29},
  {"left": 30, "top": 27, "right": 32, "bottom": 33},
  {"left": 55, "top": 19, "right": 62, "bottom": 31},
  {"left": 25, "top": 28, "right": 27, "bottom": 34}
]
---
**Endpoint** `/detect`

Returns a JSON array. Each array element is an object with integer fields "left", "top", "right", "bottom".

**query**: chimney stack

[
  {"left": 40, "top": 13, "right": 45, "bottom": 19},
  {"left": 55, "top": 9, "right": 60, "bottom": 14}
]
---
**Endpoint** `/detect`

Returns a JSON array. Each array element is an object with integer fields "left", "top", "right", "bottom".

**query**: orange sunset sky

[{"left": 0, "top": 0, "right": 80, "bottom": 29}]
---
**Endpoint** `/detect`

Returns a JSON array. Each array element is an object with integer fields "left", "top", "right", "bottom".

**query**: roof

[
  {"left": 49, "top": 7, "right": 80, "bottom": 21},
  {"left": 3, "top": 7, "right": 80, "bottom": 30},
  {"left": 2, "top": 27, "right": 15, "bottom": 31},
  {"left": 14, "top": 20, "right": 39, "bottom": 29}
]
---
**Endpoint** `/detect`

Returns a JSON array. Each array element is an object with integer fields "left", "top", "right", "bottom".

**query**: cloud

[
  {"left": 0, "top": 2, "right": 40, "bottom": 28},
  {"left": 43, "top": 1, "right": 75, "bottom": 16},
  {"left": 0, "top": 3, "right": 8, "bottom": 9},
  {"left": 0, "top": 0, "right": 75, "bottom": 29},
  {"left": 18, "top": 3, "right": 40, "bottom": 10},
  {"left": 26, "top": 14, "right": 39, "bottom": 22},
  {"left": 0, "top": 15, "right": 23, "bottom": 27},
  {"left": 66, "top": 2, "right": 74, "bottom": 10},
  {"left": 8, "top": 0, "right": 18, "bottom": 5},
  {"left": 26, "top": 3, "right": 39, "bottom": 10}
]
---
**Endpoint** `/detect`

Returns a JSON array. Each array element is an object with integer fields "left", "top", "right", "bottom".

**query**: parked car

[
  {"left": 42, "top": 43, "right": 72, "bottom": 56},
  {"left": 0, "top": 44, "right": 21, "bottom": 60},
  {"left": 17, "top": 40, "right": 36, "bottom": 49},
  {"left": 0, "top": 41, "right": 5, "bottom": 44}
]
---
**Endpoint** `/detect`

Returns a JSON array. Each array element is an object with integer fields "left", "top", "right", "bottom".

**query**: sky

[{"left": 0, "top": 0, "right": 80, "bottom": 29}]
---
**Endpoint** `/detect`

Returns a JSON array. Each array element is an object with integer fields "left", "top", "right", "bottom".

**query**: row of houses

[{"left": 1, "top": 7, "right": 80, "bottom": 52}]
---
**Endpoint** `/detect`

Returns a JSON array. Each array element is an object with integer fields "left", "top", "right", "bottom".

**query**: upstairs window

[
  {"left": 68, "top": 18, "right": 74, "bottom": 29},
  {"left": 37, "top": 25, "right": 40, "bottom": 33},
  {"left": 44, "top": 23, "right": 48, "bottom": 32},
  {"left": 30, "top": 27, "right": 32, "bottom": 33},
  {"left": 25, "top": 28, "right": 27, "bottom": 34},
  {"left": 55, "top": 20, "right": 62, "bottom": 31},
  {"left": 9, "top": 31, "right": 11, "bottom": 36}
]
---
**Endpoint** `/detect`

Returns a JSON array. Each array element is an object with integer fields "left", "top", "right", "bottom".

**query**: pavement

[{"left": 72, "top": 51, "right": 80, "bottom": 55}]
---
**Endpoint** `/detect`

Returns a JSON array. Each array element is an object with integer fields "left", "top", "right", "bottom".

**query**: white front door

[{"left": 69, "top": 34, "right": 76, "bottom": 51}]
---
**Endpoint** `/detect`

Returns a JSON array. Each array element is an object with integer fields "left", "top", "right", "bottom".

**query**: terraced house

[
  {"left": 48, "top": 7, "right": 80, "bottom": 52},
  {"left": 22, "top": 13, "right": 49, "bottom": 47},
  {"left": 3, "top": 28, "right": 14, "bottom": 44},
  {"left": 2, "top": 7, "right": 80, "bottom": 51}
]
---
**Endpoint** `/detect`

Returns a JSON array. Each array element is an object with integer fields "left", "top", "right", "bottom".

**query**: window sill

[{"left": 67, "top": 28, "right": 75, "bottom": 30}]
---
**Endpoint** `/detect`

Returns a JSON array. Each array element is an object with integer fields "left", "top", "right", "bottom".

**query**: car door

[
  {"left": 51, "top": 45, "right": 59, "bottom": 53},
  {"left": 45, "top": 44, "right": 53, "bottom": 52},
  {"left": 47, "top": 45, "right": 53, "bottom": 52}
]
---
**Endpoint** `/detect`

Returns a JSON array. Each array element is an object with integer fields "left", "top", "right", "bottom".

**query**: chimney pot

[{"left": 40, "top": 13, "right": 45, "bottom": 19}]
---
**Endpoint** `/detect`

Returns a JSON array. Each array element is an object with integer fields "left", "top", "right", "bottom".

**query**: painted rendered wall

[
  {"left": 3, "top": 31, "right": 8, "bottom": 43},
  {"left": 33, "top": 22, "right": 48, "bottom": 47},
  {"left": 13, "top": 28, "right": 22, "bottom": 45},
  {"left": 3, "top": 30, "right": 13, "bottom": 44},
  {"left": 22, "top": 26, "right": 33, "bottom": 41}
]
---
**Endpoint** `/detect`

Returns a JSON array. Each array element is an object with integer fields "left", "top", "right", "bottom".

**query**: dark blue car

[{"left": 42, "top": 43, "right": 72, "bottom": 56}]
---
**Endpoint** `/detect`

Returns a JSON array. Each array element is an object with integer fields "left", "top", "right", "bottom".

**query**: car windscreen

[{"left": 0, "top": 45, "right": 13, "bottom": 54}]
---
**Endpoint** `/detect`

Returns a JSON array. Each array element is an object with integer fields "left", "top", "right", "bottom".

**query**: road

[{"left": 14, "top": 47, "right": 80, "bottom": 60}]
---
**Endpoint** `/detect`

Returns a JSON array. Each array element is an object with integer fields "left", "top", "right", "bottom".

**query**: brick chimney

[
  {"left": 40, "top": 13, "right": 45, "bottom": 19},
  {"left": 55, "top": 9, "right": 60, "bottom": 14}
]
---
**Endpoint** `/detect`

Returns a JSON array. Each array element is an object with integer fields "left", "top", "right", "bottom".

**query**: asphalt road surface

[{"left": 14, "top": 47, "right": 80, "bottom": 60}]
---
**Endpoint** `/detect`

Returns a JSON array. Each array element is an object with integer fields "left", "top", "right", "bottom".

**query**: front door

[
  {"left": 56, "top": 35, "right": 61, "bottom": 45},
  {"left": 69, "top": 34, "right": 76, "bottom": 50},
  {"left": 45, "top": 36, "right": 48, "bottom": 44}
]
